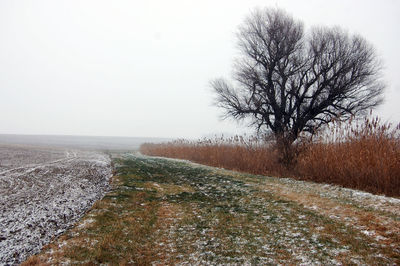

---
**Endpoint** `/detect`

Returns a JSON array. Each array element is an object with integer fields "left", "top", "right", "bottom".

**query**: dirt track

[
  {"left": 0, "top": 145, "right": 112, "bottom": 265},
  {"left": 27, "top": 153, "right": 400, "bottom": 265}
]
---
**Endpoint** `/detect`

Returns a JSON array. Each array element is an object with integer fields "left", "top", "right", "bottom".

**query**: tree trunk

[{"left": 275, "top": 134, "right": 297, "bottom": 168}]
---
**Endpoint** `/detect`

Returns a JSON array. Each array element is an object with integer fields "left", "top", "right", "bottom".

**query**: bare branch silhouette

[{"left": 212, "top": 8, "right": 384, "bottom": 158}]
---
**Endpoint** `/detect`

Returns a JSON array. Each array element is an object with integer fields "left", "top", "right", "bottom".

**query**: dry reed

[
  {"left": 297, "top": 117, "right": 400, "bottom": 197},
  {"left": 140, "top": 117, "right": 400, "bottom": 197}
]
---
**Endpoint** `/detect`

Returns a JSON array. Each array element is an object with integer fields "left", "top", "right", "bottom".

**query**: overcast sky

[{"left": 0, "top": 0, "right": 399, "bottom": 139}]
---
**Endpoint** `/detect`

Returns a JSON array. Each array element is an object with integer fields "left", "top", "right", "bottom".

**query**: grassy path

[{"left": 24, "top": 153, "right": 400, "bottom": 265}]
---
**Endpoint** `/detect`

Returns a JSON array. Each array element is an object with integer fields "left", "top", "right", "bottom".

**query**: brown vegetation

[
  {"left": 23, "top": 154, "right": 400, "bottom": 264},
  {"left": 141, "top": 117, "right": 400, "bottom": 197}
]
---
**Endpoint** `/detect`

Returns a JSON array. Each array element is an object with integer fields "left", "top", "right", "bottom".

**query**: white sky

[{"left": 0, "top": 0, "right": 399, "bottom": 139}]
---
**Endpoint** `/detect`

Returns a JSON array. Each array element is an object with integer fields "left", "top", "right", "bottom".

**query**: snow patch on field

[{"left": 0, "top": 145, "right": 112, "bottom": 265}]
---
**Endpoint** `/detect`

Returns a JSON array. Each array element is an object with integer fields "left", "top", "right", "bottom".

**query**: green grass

[{"left": 23, "top": 153, "right": 400, "bottom": 265}]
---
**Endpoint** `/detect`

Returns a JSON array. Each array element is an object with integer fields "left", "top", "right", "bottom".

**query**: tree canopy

[{"left": 212, "top": 8, "right": 384, "bottom": 146}]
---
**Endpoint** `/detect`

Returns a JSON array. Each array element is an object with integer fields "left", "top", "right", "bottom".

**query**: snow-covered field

[{"left": 0, "top": 145, "right": 112, "bottom": 265}]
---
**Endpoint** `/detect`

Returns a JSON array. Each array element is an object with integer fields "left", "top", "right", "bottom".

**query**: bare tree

[{"left": 212, "top": 8, "right": 384, "bottom": 161}]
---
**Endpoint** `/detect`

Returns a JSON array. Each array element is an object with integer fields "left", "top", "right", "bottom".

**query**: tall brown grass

[
  {"left": 140, "top": 117, "right": 400, "bottom": 197},
  {"left": 297, "top": 117, "right": 400, "bottom": 197},
  {"left": 141, "top": 135, "right": 287, "bottom": 177}
]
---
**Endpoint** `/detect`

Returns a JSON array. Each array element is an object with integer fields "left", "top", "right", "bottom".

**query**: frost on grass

[
  {"left": 28, "top": 153, "right": 400, "bottom": 265},
  {"left": 0, "top": 145, "right": 112, "bottom": 265},
  {"left": 257, "top": 172, "right": 400, "bottom": 257}
]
